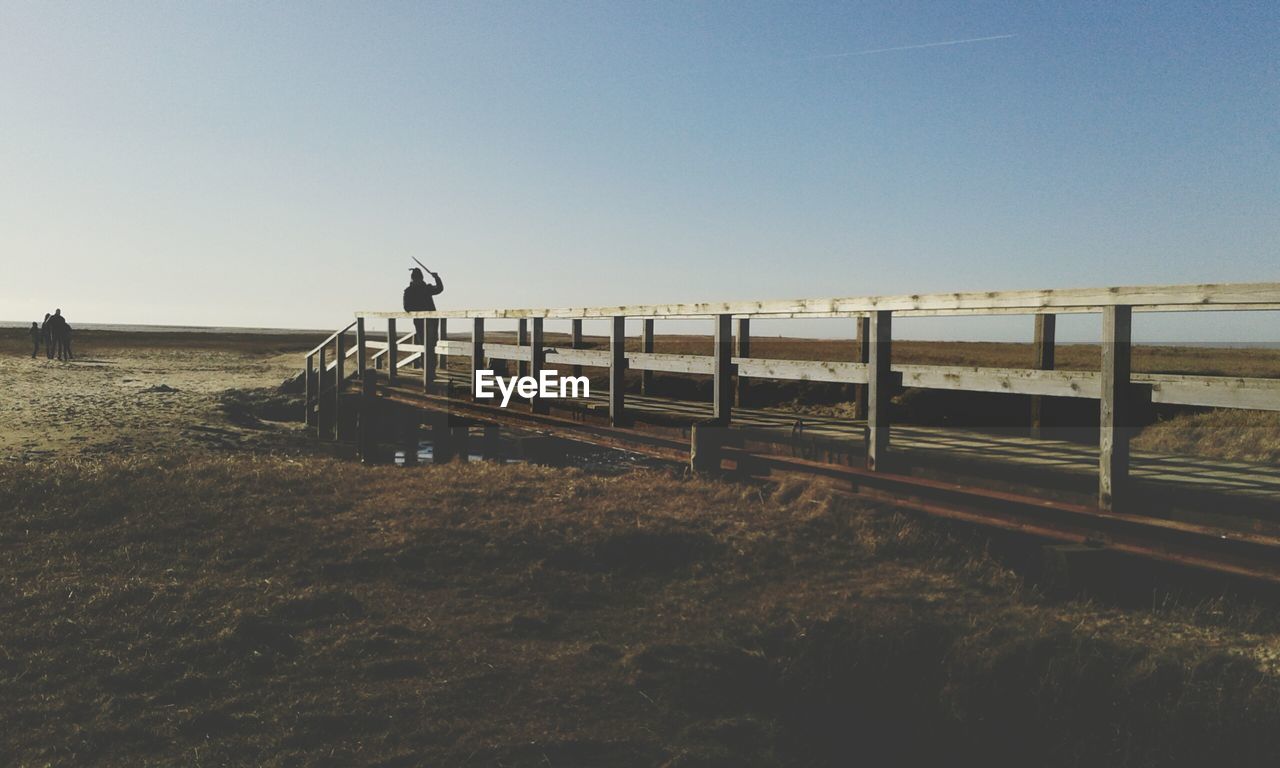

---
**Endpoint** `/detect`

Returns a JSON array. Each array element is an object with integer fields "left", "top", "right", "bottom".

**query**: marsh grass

[{"left": 2, "top": 454, "right": 1279, "bottom": 766}]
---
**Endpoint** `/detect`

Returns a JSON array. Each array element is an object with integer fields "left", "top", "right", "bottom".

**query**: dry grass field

[
  {"left": 3, "top": 328, "right": 1280, "bottom": 765},
  {"left": 3, "top": 454, "right": 1280, "bottom": 767}
]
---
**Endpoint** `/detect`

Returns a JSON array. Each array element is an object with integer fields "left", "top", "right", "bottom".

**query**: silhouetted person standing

[
  {"left": 29, "top": 322, "right": 40, "bottom": 358},
  {"left": 403, "top": 267, "right": 444, "bottom": 355},
  {"left": 41, "top": 313, "right": 53, "bottom": 359},
  {"left": 49, "top": 309, "right": 70, "bottom": 361}
]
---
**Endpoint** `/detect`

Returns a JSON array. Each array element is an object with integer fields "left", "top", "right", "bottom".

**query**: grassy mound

[{"left": 1, "top": 456, "right": 1278, "bottom": 766}]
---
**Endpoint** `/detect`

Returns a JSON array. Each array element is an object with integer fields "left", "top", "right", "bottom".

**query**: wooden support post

[
  {"left": 305, "top": 353, "right": 315, "bottom": 427},
  {"left": 517, "top": 319, "right": 529, "bottom": 378},
  {"left": 641, "top": 319, "right": 655, "bottom": 395},
  {"left": 483, "top": 424, "right": 501, "bottom": 461},
  {"left": 1030, "top": 313, "right": 1056, "bottom": 438},
  {"left": 1100, "top": 305, "right": 1132, "bottom": 511},
  {"left": 317, "top": 346, "right": 328, "bottom": 438},
  {"left": 356, "top": 318, "right": 367, "bottom": 379},
  {"left": 401, "top": 414, "right": 419, "bottom": 467},
  {"left": 451, "top": 426, "right": 470, "bottom": 462},
  {"left": 424, "top": 318, "right": 438, "bottom": 394},
  {"left": 690, "top": 422, "right": 723, "bottom": 474},
  {"left": 334, "top": 332, "right": 346, "bottom": 440},
  {"left": 571, "top": 319, "right": 584, "bottom": 380},
  {"left": 854, "top": 316, "right": 870, "bottom": 420},
  {"left": 609, "top": 316, "right": 627, "bottom": 426},
  {"left": 734, "top": 317, "right": 749, "bottom": 407},
  {"left": 386, "top": 318, "right": 398, "bottom": 384},
  {"left": 357, "top": 369, "right": 376, "bottom": 463},
  {"left": 429, "top": 414, "right": 453, "bottom": 464},
  {"left": 438, "top": 318, "right": 448, "bottom": 370},
  {"left": 713, "top": 314, "right": 733, "bottom": 425},
  {"left": 866, "top": 311, "right": 892, "bottom": 471},
  {"left": 471, "top": 318, "right": 485, "bottom": 400},
  {"left": 530, "top": 318, "right": 547, "bottom": 413}
]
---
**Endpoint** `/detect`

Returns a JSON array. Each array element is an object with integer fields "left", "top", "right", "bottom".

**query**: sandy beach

[{"left": 0, "top": 329, "right": 319, "bottom": 463}]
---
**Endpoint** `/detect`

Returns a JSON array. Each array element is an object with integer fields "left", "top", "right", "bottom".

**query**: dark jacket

[{"left": 403, "top": 274, "right": 444, "bottom": 312}]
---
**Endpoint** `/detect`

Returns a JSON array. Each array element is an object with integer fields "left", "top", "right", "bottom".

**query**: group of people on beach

[{"left": 29, "top": 310, "right": 73, "bottom": 361}]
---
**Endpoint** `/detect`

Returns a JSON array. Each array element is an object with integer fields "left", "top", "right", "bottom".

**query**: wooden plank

[
  {"left": 1148, "top": 378, "right": 1280, "bottom": 411},
  {"left": 867, "top": 310, "right": 892, "bottom": 471},
  {"left": 1030, "top": 313, "right": 1055, "bottom": 437},
  {"left": 1100, "top": 305, "right": 1133, "bottom": 511},
  {"left": 355, "top": 281, "right": 1280, "bottom": 321},
  {"left": 735, "top": 357, "right": 867, "bottom": 384},
  {"left": 317, "top": 346, "right": 327, "bottom": 438},
  {"left": 333, "top": 332, "right": 346, "bottom": 440},
  {"left": 386, "top": 319, "right": 398, "bottom": 384},
  {"left": 641, "top": 318, "right": 655, "bottom": 395},
  {"left": 894, "top": 365, "right": 1099, "bottom": 398},
  {"left": 517, "top": 319, "right": 529, "bottom": 378},
  {"left": 714, "top": 314, "right": 733, "bottom": 424},
  {"left": 483, "top": 343, "right": 533, "bottom": 362},
  {"left": 571, "top": 318, "right": 583, "bottom": 379},
  {"left": 854, "top": 316, "right": 869, "bottom": 420},
  {"left": 356, "top": 318, "right": 367, "bottom": 379},
  {"left": 438, "top": 318, "right": 448, "bottom": 370},
  {"left": 610, "top": 316, "right": 626, "bottom": 426},
  {"left": 531, "top": 318, "right": 547, "bottom": 413},
  {"left": 424, "top": 318, "right": 438, "bottom": 394},
  {"left": 627, "top": 352, "right": 715, "bottom": 375},
  {"left": 305, "top": 353, "right": 315, "bottom": 428},
  {"left": 734, "top": 318, "right": 749, "bottom": 406},
  {"left": 471, "top": 318, "right": 484, "bottom": 400},
  {"left": 546, "top": 347, "right": 611, "bottom": 368}
]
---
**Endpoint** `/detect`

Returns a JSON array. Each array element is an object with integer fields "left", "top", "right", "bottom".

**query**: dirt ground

[{"left": 0, "top": 330, "right": 318, "bottom": 463}]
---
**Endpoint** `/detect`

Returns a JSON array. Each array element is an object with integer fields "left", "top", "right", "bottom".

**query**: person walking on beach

[
  {"left": 29, "top": 322, "right": 41, "bottom": 358},
  {"left": 41, "top": 313, "right": 54, "bottom": 359},
  {"left": 403, "top": 266, "right": 444, "bottom": 357}
]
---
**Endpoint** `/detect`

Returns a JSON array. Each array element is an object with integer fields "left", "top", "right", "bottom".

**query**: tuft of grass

[{"left": 1133, "top": 409, "right": 1280, "bottom": 465}]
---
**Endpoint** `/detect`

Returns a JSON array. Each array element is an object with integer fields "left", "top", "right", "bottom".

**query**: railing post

[
  {"left": 517, "top": 319, "right": 529, "bottom": 379},
  {"left": 854, "top": 316, "right": 870, "bottom": 421},
  {"left": 714, "top": 314, "right": 733, "bottom": 425},
  {"left": 1100, "top": 306, "right": 1132, "bottom": 511},
  {"left": 424, "top": 318, "right": 438, "bottom": 394},
  {"left": 530, "top": 318, "right": 547, "bottom": 413},
  {"left": 386, "top": 318, "right": 398, "bottom": 384},
  {"left": 866, "top": 311, "right": 892, "bottom": 471},
  {"left": 305, "top": 353, "right": 315, "bottom": 428},
  {"left": 1030, "top": 313, "right": 1056, "bottom": 438},
  {"left": 641, "top": 319, "right": 655, "bottom": 395},
  {"left": 471, "top": 318, "right": 485, "bottom": 400},
  {"left": 317, "top": 346, "right": 328, "bottom": 438},
  {"left": 356, "top": 318, "right": 367, "bottom": 378},
  {"left": 609, "top": 316, "right": 626, "bottom": 426},
  {"left": 334, "top": 331, "right": 346, "bottom": 439},
  {"left": 438, "top": 318, "right": 449, "bottom": 370},
  {"left": 734, "top": 317, "right": 749, "bottom": 407},
  {"left": 571, "top": 319, "right": 584, "bottom": 380}
]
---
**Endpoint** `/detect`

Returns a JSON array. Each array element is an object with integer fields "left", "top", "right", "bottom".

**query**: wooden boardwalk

[
  {"left": 404, "top": 369, "right": 1280, "bottom": 504},
  {"left": 304, "top": 281, "right": 1280, "bottom": 582}
]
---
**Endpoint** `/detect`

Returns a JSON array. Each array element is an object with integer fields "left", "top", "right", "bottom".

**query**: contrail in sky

[{"left": 811, "top": 34, "right": 1016, "bottom": 59}]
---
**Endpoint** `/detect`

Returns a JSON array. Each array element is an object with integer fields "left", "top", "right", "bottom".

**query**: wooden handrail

[
  {"left": 305, "top": 320, "right": 358, "bottom": 359},
  {"left": 355, "top": 281, "right": 1280, "bottom": 321}
]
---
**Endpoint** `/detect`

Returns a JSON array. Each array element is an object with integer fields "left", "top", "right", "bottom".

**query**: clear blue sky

[{"left": 1, "top": 1, "right": 1276, "bottom": 340}]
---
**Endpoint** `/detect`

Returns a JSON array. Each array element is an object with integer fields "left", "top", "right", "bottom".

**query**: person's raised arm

[{"left": 429, "top": 271, "right": 444, "bottom": 295}]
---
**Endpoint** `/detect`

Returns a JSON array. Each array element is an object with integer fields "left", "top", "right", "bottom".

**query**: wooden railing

[{"left": 305, "top": 281, "right": 1280, "bottom": 511}]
